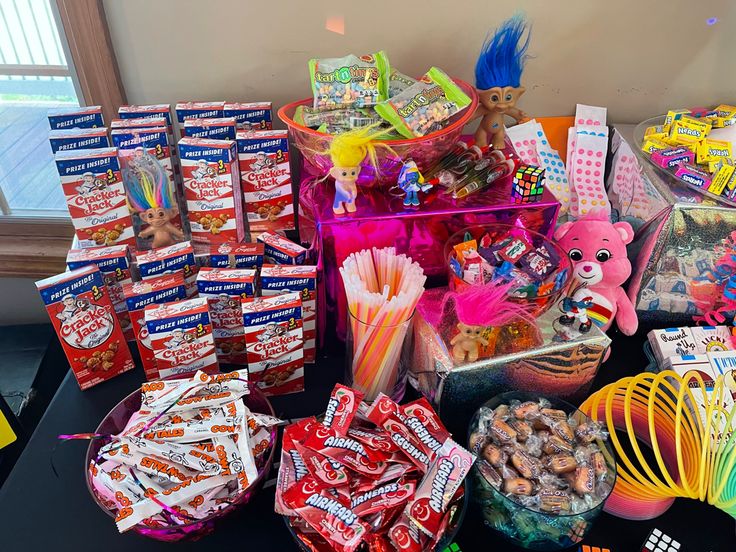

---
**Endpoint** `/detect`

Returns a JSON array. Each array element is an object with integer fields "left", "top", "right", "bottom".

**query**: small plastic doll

[
  {"left": 122, "top": 149, "right": 185, "bottom": 249},
  {"left": 443, "top": 280, "right": 533, "bottom": 363},
  {"left": 474, "top": 15, "right": 531, "bottom": 149},
  {"left": 397, "top": 160, "right": 433, "bottom": 207},
  {"left": 317, "top": 125, "right": 391, "bottom": 215}
]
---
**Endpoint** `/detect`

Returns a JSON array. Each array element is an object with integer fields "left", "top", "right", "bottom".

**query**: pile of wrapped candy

[
  {"left": 276, "top": 384, "right": 475, "bottom": 552},
  {"left": 296, "top": 51, "right": 472, "bottom": 138},
  {"left": 449, "top": 229, "right": 565, "bottom": 298},
  {"left": 469, "top": 398, "right": 613, "bottom": 514},
  {"left": 87, "top": 370, "right": 281, "bottom": 533},
  {"left": 641, "top": 105, "right": 736, "bottom": 200}
]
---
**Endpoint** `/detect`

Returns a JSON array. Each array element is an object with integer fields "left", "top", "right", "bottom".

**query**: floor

[{"left": 0, "top": 101, "right": 70, "bottom": 212}]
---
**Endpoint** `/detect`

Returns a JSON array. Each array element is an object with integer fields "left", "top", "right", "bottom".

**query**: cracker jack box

[
  {"left": 49, "top": 127, "right": 110, "bottom": 153},
  {"left": 175, "top": 101, "right": 225, "bottom": 138},
  {"left": 224, "top": 102, "right": 273, "bottom": 130},
  {"left": 236, "top": 130, "right": 294, "bottom": 233},
  {"left": 208, "top": 242, "right": 264, "bottom": 269},
  {"left": 117, "top": 104, "right": 178, "bottom": 177},
  {"left": 36, "top": 265, "right": 135, "bottom": 390},
  {"left": 178, "top": 137, "right": 246, "bottom": 244},
  {"left": 123, "top": 273, "right": 187, "bottom": 380},
  {"left": 257, "top": 230, "right": 307, "bottom": 265},
  {"left": 55, "top": 147, "right": 136, "bottom": 249},
  {"left": 184, "top": 117, "right": 237, "bottom": 140},
  {"left": 66, "top": 244, "right": 134, "bottom": 341},
  {"left": 111, "top": 116, "right": 169, "bottom": 130},
  {"left": 260, "top": 264, "right": 317, "bottom": 363},
  {"left": 135, "top": 241, "right": 199, "bottom": 298},
  {"left": 145, "top": 297, "right": 219, "bottom": 379},
  {"left": 242, "top": 292, "right": 304, "bottom": 396},
  {"left": 47, "top": 105, "right": 104, "bottom": 129},
  {"left": 196, "top": 268, "right": 256, "bottom": 365}
]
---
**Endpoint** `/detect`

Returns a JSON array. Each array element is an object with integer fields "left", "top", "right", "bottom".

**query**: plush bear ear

[
  {"left": 613, "top": 221, "right": 635, "bottom": 245},
  {"left": 553, "top": 221, "right": 575, "bottom": 241}
]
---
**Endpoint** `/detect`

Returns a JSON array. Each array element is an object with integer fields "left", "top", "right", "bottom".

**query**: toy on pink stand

[{"left": 554, "top": 211, "right": 638, "bottom": 340}]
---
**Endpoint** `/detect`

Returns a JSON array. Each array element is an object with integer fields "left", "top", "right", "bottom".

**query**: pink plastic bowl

[
  {"left": 277, "top": 79, "right": 479, "bottom": 186},
  {"left": 85, "top": 384, "right": 277, "bottom": 541}
]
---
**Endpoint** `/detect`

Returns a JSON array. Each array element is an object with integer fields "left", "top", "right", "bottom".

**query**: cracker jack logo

[
  {"left": 247, "top": 331, "right": 299, "bottom": 358},
  {"left": 71, "top": 176, "right": 125, "bottom": 215},
  {"left": 161, "top": 330, "right": 209, "bottom": 365},
  {"left": 59, "top": 297, "right": 115, "bottom": 349},
  {"left": 245, "top": 154, "right": 287, "bottom": 192},
  {"left": 187, "top": 160, "right": 229, "bottom": 199}
]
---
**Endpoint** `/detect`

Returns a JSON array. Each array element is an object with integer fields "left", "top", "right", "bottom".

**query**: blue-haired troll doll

[{"left": 474, "top": 15, "right": 531, "bottom": 149}]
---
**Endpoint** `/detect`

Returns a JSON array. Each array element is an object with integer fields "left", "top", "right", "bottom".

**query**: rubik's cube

[
  {"left": 580, "top": 546, "right": 611, "bottom": 552},
  {"left": 641, "top": 528, "right": 681, "bottom": 552},
  {"left": 512, "top": 164, "right": 546, "bottom": 203}
]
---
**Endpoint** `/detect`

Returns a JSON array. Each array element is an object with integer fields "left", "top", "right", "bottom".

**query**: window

[{"left": 0, "top": 0, "right": 79, "bottom": 216}]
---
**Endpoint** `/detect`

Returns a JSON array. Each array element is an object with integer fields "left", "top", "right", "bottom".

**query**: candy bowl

[
  {"left": 444, "top": 224, "right": 571, "bottom": 318},
  {"left": 467, "top": 391, "right": 617, "bottom": 551},
  {"left": 84, "top": 381, "right": 277, "bottom": 541},
  {"left": 277, "top": 78, "right": 478, "bottom": 187}
]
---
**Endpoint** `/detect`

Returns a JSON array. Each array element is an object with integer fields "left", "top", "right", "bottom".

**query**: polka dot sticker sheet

[
  {"left": 575, "top": 103, "right": 607, "bottom": 127},
  {"left": 570, "top": 129, "right": 610, "bottom": 217},
  {"left": 506, "top": 121, "right": 541, "bottom": 166}
]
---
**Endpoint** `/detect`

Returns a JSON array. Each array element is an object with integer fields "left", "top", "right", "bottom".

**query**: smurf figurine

[
  {"left": 474, "top": 14, "right": 531, "bottom": 149},
  {"left": 397, "top": 160, "right": 433, "bottom": 207},
  {"left": 559, "top": 284, "right": 595, "bottom": 333}
]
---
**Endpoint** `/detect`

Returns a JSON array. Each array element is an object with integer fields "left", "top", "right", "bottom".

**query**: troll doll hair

[
  {"left": 442, "top": 280, "right": 533, "bottom": 327},
  {"left": 475, "top": 14, "right": 531, "bottom": 90}
]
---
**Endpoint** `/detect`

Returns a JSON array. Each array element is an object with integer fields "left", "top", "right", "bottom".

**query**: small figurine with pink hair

[{"left": 444, "top": 281, "right": 532, "bottom": 363}]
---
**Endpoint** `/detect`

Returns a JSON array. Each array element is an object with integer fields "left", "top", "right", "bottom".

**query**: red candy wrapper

[
  {"left": 401, "top": 397, "right": 451, "bottom": 460},
  {"left": 323, "top": 384, "right": 364, "bottom": 435},
  {"left": 305, "top": 426, "right": 386, "bottom": 479},
  {"left": 381, "top": 416, "right": 430, "bottom": 473},
  {"left": 350, "top": 480, "right": 415, "bottom": 517},
  {"left": 406, "top": 439, "right": 475, "bottom": 539},
  {"left": 388, "top": 513, "right": 426, "bottom": 552},
  {"left": 284, "top": 478, "right": 369, "bottom": 552}
]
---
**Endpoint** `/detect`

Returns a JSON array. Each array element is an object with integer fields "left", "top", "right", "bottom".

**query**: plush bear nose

[{"left": 582, "top": 264, "right": 593, "bottom": 272}]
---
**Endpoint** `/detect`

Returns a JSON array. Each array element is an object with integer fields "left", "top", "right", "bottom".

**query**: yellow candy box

[
  {"left": 708, "top": 163, "right": 736, "bottom": 196},
  {"left": 696, "top": 139, "right": 733, "bottom": 164},
  {"left": 669, "top": 115, "right": 711, "bottom": 144},
  {"left": 711, "top": 104, "right": 736, "bottom": 128},
  {"left": 641, "top": 137, "right": 669, "bottom": 154},
  {"left": 663, "top": 109, "right": 690, "bottom": 132}
]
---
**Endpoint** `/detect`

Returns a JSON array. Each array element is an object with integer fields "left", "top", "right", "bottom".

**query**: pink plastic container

[{"left": 277, "top": 79, "right": 479, "bottom": 186}]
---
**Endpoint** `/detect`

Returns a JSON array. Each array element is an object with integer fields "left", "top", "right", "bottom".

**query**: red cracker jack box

[
  {"left": 47, "top": 105, "right": 104, "bottom": 129},
  {"left": 111, "top": 116, "right": 169, "bottom": 130},
  {"left": 135, "top": 241, "right": 199, "bottom": 298},
  {"left": 36, "top": 265, "right": 135, "bottom": 390},
  {"left": 236, "top": 130, "right": 294, "bottom": 233},
  {"left": 117, "top": 104, "right": 179, "bottom": 179},
  {"left": 196, "top": 267, "right": 256, "bottom": 365},
  {"left": 123, "top": 274, "right": 187, "bottom": 380},
  {"left": 178, "top": 137, "right": 246, "bottom": 244},
  {"left": 242, "top": 292, "right": 304, "bottom": 396},
  {"left": 66, "top": 244, "right": 134, "bottom": 341},
  {"left": 260, "top": 264, "right": 317, "bottom": 363},
  {"left": 145, "top": 297, "right": 219, "bottom": 379},
  {"left": 175, "top": 101, "right": 225, "bottom": 138},
  {"left": 224, "top": 102, "right": 272, "bottom": 130},
  {"left": 49, "top": 127, "right": 110, "bottom": 153},
  {"left": 55, "top": 147, "right": 136, "bottom": 249},
  {"left": 257, "top": 230, "right": 307, "bottom": 265},
  {"left": 208, "top": 242, "right": 264, "bottom": 269},
  {"left": 184, "top": 117, "right": 237, "bottom": 140}
]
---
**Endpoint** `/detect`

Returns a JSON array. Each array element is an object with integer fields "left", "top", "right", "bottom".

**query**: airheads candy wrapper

[
  {"left": 67, "top": 244, "right": 134, "bottom": 340},
  {"left": 322, "top": 384, "right": 364, "bottom": 435},
  {"left": 175, "top": 101, "right": 225, "bottom": 137},
  {"left": 184, "top": 117, "right": 237, "bottom": 140},
  {"left": 242, "top": 292, "right": 304, "bottom": 396},
  {"left": 36, "top": 265, "right": 135, "bottom": 390},
  {"left": 145, "top": 297, "right": 219, "bottom": 379},
  {"left": 208, "top": 242, "right": 264, "bottom": 269},
  {"left": 224, "top": 102, "right": 272, "bottom": 130},
  {"left": 49, "top": 127, "right": 110, "bottom": 153},
  {"left": 196, "top": 267, "right": 256, "bottom": 365},
  {"left": 675, "top": 164, "right": 712, "bottom": 189},
  {"left": 309, "top": 51, "right": 390, "bottom": 110},
  {"left": 257, "top": 230, "right": 307, "bottom": 265},
  {"left": 260, "top": 264, "right": 317, "bottom": 363},
  {"left": 374, "top": 67, "right": 471, "bottom": 138},
  {"left": 48, "top": 105, "right": 104, "bottom": 129},
  {"left": 55, "top": 147, "right": 136, "bottom": 249},
  {"left": 123, "top": 273, "right": 186, "bottom": 380},
  {"left": 236, "top": 130, "right": 294, "bottom": 233},
  {"left": 401, "top": 398, "right": 451, "bottom": 460},
  {"left": 136, "top": 240, "right": 199, "bottom": 298},
  {"left": 179, "top": 137, "right": 246, "bottom": 244}
]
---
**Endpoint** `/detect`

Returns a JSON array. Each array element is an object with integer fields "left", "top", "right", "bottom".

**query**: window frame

[{"left": 0, "top": 0, "right": 126, "bottom": 277}]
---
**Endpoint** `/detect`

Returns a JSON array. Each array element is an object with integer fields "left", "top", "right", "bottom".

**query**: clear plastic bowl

[
  {"left": 85, "top": 384, "right": 277, "bottom": 541},
  {"left": 277, "top": 79, "right": 479, "bottom": 186}
]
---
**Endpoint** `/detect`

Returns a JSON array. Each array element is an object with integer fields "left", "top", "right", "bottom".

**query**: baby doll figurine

[
  {"left": 474, "top": 15, "right": 531, "bottom": 149},
  {"left": 451, "top": 322, "right": 489, "bottom": 363}
]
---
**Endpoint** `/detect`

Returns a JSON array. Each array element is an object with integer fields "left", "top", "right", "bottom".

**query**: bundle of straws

[
  {"left": 340, "top": 247, "right": 426, "bottom": 401},
  {"left": 579, "top": 370, "right": 736, "bottom": 521}
]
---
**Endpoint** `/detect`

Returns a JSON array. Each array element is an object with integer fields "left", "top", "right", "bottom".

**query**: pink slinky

[{"left": 442, "top": 281, "right": 533, "bottom": 327}]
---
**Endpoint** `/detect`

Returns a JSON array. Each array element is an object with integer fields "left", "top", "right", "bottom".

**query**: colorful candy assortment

[
  {"left": 309, "top": 51, "right": 390, "bottom": 110},
  {"left": 277, "top": 385, "right": 474, "bottom": 552}
]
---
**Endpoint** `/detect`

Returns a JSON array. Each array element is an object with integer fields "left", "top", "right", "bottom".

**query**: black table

[{"left": 1, "top": 333, "right": 734, "bottom": 551}]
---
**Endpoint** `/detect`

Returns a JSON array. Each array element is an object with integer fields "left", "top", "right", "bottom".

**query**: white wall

[{"left": 103, "top": 0, "right": 736, "bottom": 123}]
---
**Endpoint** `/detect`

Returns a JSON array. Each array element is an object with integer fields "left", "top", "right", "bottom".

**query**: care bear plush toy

[{"left": 554, "top": 211, "right": 638, "bottom": 337}]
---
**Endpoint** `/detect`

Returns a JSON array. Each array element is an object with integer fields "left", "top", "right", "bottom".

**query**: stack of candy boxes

[
  {"left": 640, "top": 105, "right": 736, "bottom": 200},
  {"left": 43, "top": 104, "right": 317, "bottom": 396}
]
